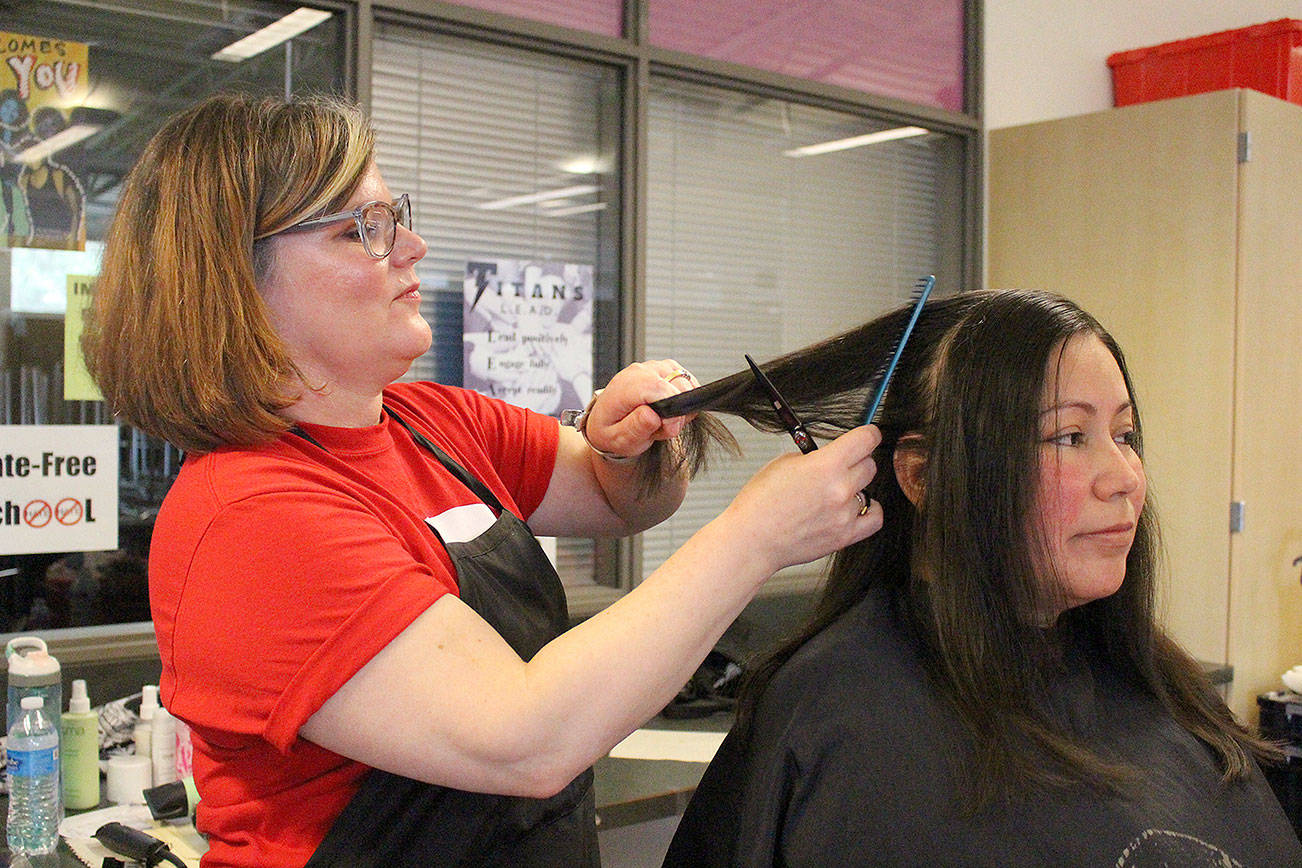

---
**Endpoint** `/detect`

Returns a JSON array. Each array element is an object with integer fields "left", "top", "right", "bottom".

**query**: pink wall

[
  {"left": 445, "top": 0, "right": 967, "bottom": 113},
  {"left": 649, "top": 0, "right": 965, "bottom": 112}
]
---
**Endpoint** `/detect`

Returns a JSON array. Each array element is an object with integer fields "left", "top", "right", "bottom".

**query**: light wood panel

[
  {"left": 988, "top": 91, "right": 1241, "bottom": 669},
  {"left": 1227, "top": 91, "right": 1302, "bottom": 720}
]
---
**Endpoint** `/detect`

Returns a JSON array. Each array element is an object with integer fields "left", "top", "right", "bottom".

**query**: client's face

[{"left": 1033, "top": 333, "right": 1146, "bottom": 615}]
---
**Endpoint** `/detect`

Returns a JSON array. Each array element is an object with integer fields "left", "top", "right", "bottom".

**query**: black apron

[{"left": 301, "top": 408, "right": 599, "bottom": 868}]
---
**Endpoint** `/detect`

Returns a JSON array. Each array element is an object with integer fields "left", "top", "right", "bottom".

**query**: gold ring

[
  {"left": 855, "top": 491, "right": 869, "bottom": 517},
  {"left": 667, "top": 369, "right": 692, "bottom": 384}
]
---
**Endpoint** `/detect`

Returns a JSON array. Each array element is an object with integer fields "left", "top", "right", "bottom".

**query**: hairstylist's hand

[
  {"left": 722, "top": 425, "right": 884, "bottom": 574},
  {"left": 581, "top": 360, "right": 698, "bottom": 460}
]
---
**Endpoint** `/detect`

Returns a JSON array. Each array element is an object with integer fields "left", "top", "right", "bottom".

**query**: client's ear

[{"left": 893, "top": 442, "right": 926, "bottom": 507}]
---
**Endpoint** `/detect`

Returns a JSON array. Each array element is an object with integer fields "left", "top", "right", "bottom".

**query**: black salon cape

[{"left": 664, "top": 587, "right": 1302, "bottom": 867}]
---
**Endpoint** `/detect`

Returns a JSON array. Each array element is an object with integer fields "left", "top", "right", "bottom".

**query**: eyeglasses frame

[{"left": 275, "top": 193, "right": 412, "bottom": 259}]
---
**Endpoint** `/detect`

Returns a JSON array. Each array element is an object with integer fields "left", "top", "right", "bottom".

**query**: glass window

[
  {"left": 370, "top": 22, "right": 623, "bottom": 590},
  {"left": 1, "top": 0, "right": 977, "bottom": 637},
  {"left": 647, "top": 0, "right": 966, "bottom": 112},
  {"left": 641, "top": 76, "right": 965, "bottom": 587},
  {"left": 1, "top": 1, "right": 344, "bottom": 634},
  {"left": 439, "top": 0, "right": 622, "bottom": 38}
]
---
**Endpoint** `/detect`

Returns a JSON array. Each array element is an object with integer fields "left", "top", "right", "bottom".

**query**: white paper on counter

[
  {"left": 608, "top": 728, "right": 727, "bottom": 763},
  {"left": 59, "top": 803, "right": 206, "bottom": 867}
]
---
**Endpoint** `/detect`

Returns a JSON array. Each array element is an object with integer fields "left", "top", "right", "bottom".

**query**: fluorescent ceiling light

[
  {"left": 478, "top": 184, "right": 600, "bottom": 211},
  {"left": 783, "top": 125, "right": 930, "bottom": 158},
  {"left": 14, "top": 124, "right": 101, "bottom": 164},
  {"left": 212, "top": 7, "right": 333, "bottom": 62},
  {"left": 559, "top": 156, "right": 607, "bottom": 174}
]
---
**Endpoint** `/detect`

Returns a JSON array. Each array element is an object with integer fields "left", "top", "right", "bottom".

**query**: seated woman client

[{"left": 659, "top": 289, "right": 1302, "bottom": 866}]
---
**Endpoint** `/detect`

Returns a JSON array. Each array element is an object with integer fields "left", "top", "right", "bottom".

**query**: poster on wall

[
  {"left": 1, "top": 31, "right": 90, "bottom": 251},
  {"left": 0, "top": 425, "right": 118, "bottom": 556},
  {"left": 63, "top": 273, "right": 101, "bottom": 401},
  {"left": 463, "top": 259, "right": 594, "bottom": 416}
]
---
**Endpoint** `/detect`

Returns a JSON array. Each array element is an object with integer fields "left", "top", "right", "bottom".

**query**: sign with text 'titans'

[
  {"left": 0, "top": 425, "right": 117, "bottom": 555},
  {"left": 462, "top": 259, "right": 594, "bottom": 416}
]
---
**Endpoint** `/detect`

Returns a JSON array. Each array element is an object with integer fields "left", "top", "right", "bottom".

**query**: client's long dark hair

[{"left": 651, "top": 289, "right": 1278, "bottom": 805}]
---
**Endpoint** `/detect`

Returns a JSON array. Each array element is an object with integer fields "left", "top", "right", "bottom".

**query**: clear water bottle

[{"left": 6, "top": 695, "right": 60, "bottom": 855}]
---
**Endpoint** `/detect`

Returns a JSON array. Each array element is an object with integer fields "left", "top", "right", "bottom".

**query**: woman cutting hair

[
  {"left": 80, "top": 93, "right": 883, "bottom": 867},
  {"left": 659, "top": 289, "right": 1301, "bottom": 866}
]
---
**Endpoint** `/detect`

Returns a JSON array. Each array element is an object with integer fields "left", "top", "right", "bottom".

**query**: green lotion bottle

[{"left": 61, "top": 679, "right": 100, "bottom": 810}]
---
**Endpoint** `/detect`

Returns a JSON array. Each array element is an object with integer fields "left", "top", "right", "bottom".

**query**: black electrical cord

[{"left": 93, "top": 821, "right": 188, "bottom": 867}]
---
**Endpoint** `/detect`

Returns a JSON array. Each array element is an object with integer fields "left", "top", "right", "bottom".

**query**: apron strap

[
  {"left": 288, "top": 424, "right": 327, "bottom": 451},
  {"left": 289, "top": 409, "right": 507, "bottom": 515},
  {"left": 385, "top": 406, "right": 508, "bottom": 514}
]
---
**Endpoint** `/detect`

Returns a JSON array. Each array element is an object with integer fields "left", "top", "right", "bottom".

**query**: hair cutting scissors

[{"left": 745, "top": 353, "right": 817, "bottom": 454}]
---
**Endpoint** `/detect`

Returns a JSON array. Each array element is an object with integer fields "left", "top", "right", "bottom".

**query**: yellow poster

[
  {"left": 63, "top": 274, "right": 101, "bottom": 401},
  {"left": 1, "top": 31, "right": 91, "bottom": 250}
]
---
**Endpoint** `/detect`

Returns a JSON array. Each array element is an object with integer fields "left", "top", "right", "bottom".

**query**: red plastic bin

[{"left": 1107, "top": 18, "right": 1302, "bottom": 107}]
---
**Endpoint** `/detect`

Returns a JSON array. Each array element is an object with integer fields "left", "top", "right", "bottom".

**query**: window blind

[
  {"left": 370, "top": 23, "right": 622, "bottom": 587},
  {"left": 640, "top": 77, "right": 953, "bottom": 585}
]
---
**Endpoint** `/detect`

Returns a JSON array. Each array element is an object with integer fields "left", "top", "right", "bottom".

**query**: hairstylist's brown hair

[
  {"left": 654, "top": 289, "right": 1279, "bottom": 806},
  {"left": 81, "top": 93, "right": 374, "bottom": 454}
]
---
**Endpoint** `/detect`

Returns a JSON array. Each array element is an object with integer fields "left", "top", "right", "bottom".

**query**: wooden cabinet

[{"left": 988, "top": 89, "right": 1302, "bottom": 724}]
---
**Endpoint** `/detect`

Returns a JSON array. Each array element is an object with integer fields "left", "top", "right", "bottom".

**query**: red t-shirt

[{"left": 149, "top": 382, "right": 559, "bottom": 868}]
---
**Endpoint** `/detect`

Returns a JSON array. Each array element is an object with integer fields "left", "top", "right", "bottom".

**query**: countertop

[{"left": 594, "top": 712, "right": 730, "bottom": 830}]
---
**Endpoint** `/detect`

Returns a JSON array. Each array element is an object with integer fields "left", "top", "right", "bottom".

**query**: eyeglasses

[{"left": 277, "top": 193, "right": 412, "bottom": 259}]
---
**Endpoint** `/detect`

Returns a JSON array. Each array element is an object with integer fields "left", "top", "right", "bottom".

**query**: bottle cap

[
  {"left": 70, "top": 678, "right": 91, "bottom": 714},
  {"left": 7, "top": 645, "right": 60, "bottom": 682},
  {"left": 5, "top": 635, "right": 47, "bottom": 661},
  {"left": 140, "top": 684, "right": 159, "bottom": 721},
  {"left": 20, "top": 695, "right": 44, "bottom": 710}
]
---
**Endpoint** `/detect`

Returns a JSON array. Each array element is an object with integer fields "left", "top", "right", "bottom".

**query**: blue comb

[{"left": 863, "top": 275, "right": 935, "bottom": 426}]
